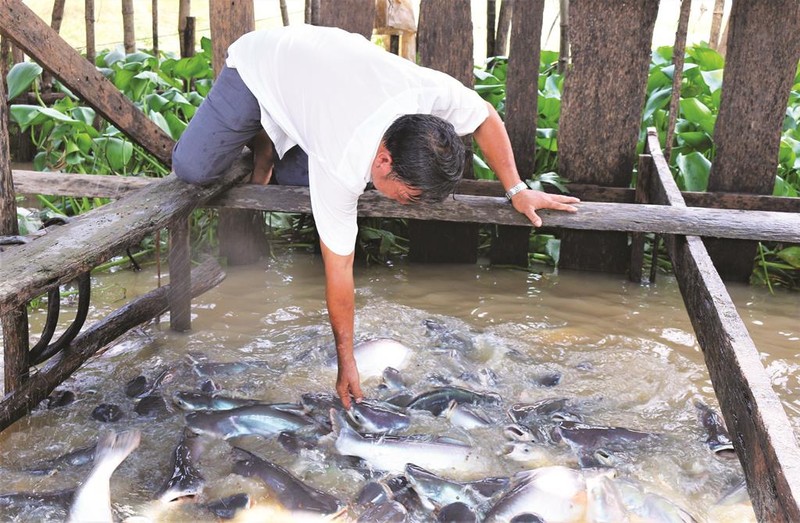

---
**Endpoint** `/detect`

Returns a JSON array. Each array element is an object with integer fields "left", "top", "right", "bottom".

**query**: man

[{"left": 173, "top": 24, "right": 580, "bottom": 408}]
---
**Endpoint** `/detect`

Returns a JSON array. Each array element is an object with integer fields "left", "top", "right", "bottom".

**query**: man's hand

[
  {"left": 336, "top": 354, "right": 363, "bottom": 409},
  {"left": 511, "top": 189, "right": 580, "bottom": 228}
]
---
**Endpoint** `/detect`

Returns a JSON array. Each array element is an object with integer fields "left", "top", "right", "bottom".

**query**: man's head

[{"left": 375, "top": 114, "right": 466, "bottom": 203}]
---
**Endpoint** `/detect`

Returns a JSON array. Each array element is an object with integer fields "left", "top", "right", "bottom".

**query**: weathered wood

[
  {"left": 557, "top": 0, "right": 658, "bottom": 274},
  {"left": 209, "top": 0, "right": 265, "bottom": 266},
  {"left": 645, "top": 129, "right": 800, "bottom": 523},
  {"left": 706, "top": 0, "right": 800, "bottom": 282},
  {"left": 279, "top": 0, "right": 290, "bottom": 26},
  {"left": 412, "top": 0, "right": 478, "bottom": 263},
  {"left": 152, "top": 0, "right": 159, "bottom": 56},
  {"left": 316, "top": 0, "right": 374, "bottom": 39},
  {"left": 0, "top": 153, "right": 252, "bottom": 316},
  {"left": 0, "top": 66, "right": 29, "bottom": 394},
  {"left": 0, "top": 258, "right": 225, "bottom": 432},
  {"left": 709, "top": 0, "right": 725, "bottom": 50},
  {"left": 487, "top": 0, "right": 496, "bottom": 58},
  {"left": 178, "top": 0, "right": 192, "bottom": 58},
  {"left": 495, "top": 0, "right": 513, "bottom": 57},
  {"left": 490, "top": 0, "right": 544, "bottom": 266},
  {"left": 665, "top": 0, "right": 691, "bottom": 162},
  {"left": 13, "top": 170, "right": 800, "bottom": 215},
  {"left": 629, "top": 154, "right": 651, "bottom": 283},
  {"left": 0, "top": 0, "right": 174, "bottom": 165},
  {"left": 168, "top": 215, "right": 192, "bottom": 332},
  {"left": 85, "top": 0, "right": 96, "bottom": 63},
  {"left": 121, "top": 0, "right": 135, "bottom": 53}
]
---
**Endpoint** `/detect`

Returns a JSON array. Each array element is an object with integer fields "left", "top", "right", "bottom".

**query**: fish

[
  {"left": 329, "top": 409, "right": 488, "bottom": 476},
  {"left": 437, "top": 501, "right": 479, "bottom": 523},
  {"left": 172, "top": 391, "right": 263, "bottom": 412},
  {"left": 500, "top": 442, "right": 550, "bottom": 467},
  {"left": 407, "top": 386, "right": 501, "bottom": 416},
  {"left": 352, "top": 338, "right": 413, "bottom": 378},
  {"left": 91, "top": 403, "right": 124, "bottom": 422},
  {"left": 67, "top": 429, "right": 141, "bottom": 523},
  {"left": 483, "top": 466, "right": 587, "bottom": 523},
  {"left": 404, "top": 464, "right": 488, "bottom": 511},
  {"left": 423, "top": 318, "right": 476, "bottom": 355},
  {"left": 348, "top": 400, "right": 411, "bottom": 434},
  {"left": 134, "top": 394, "right": 170, "bottom": 419},
  {"left": 185, "top": 404, "right": 317, "bottom": 439},
  {"left": 553, "top": 421, "right": 655, "bottom": 454},
  {"left": 694, "top": 400, "right": 736, "bottom": 457},
  {"left": 192, "top": 360, "right": 274, "bottom": 378},
  {"left": 232, "top": 447, "right": 344, "bottom": 516},
  {"left": 615, "top": 478, "right": 698, "bottom": 523},
  {"left": 443, "top": 400, "right": 493, "bottom": 430},
  {"left": 203, "top": 492, "right": 252, "bottom": 519},
  {"left": 46, "top": 389, "right": 76, "bottom": 409},
  {"left": 23, "top": 443, "right": 97, "bottom": 475},
  {"left": 585, "top": 471, "right": 628, "bottom": 523},
  {"left": 507, "top": 398, "right": 583, "bottom": 427},
  {"left": 380, "top": 367, "right": 407, "bottom": 391},
  {"left": 356, "top": 500, "right": 408, "bottom": 523},
  {"left": 156, "top": 427, "right": 207, "bottom": 503}
]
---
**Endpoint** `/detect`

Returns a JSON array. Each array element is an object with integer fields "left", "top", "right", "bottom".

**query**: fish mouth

[{"left": 711, "top": 443, "right": 737, "bottom": 458}]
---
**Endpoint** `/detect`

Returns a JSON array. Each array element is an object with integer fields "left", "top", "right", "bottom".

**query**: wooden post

[
  {"left": 178, "top": 0, "right": 191, "bottom": 58},
  {"left": 122, "top": 0, "right": 136, "bottom": 53},
  {"left": 665, "top": 0, "right": 691, "bottom": 163},
  {"left": 556, "top": 0, "right": 658, "bottom": 274},
  {"left": 709, "top": 0, "right": 725, "bottom": 50},
  {"left": 210, "top": 0, "right": 266, "bottom": 266},
  {"left": 168, "top": 215, "right": 192, "bottom": 331},
  {"left": 629, "top": 154, "right": 651, "bottom": 283},
  {"left": 316, "top": 0, "right": 375, "bottom": 39},
  {"left": 85, "top": 0, "right": 96, "bottom": 63},
  {"left": 487, "top": 0, "right": 496, "bottom": 58},
  {"left": 279, "top": 0, "right": 290, "bottom": 26},
  {"left": 152, "top": 0, "right": 159, "bottom": 56},
  {"left": 41, "top": 0, "right": 67, "bottom": 90},
  {"left": 410, "top": 0, "right": 479, "bottom": 264},
  {"left": 0, "top": 64, "right": 29, "bottom": 393},
  {"left": 183, "top": 16, "right": 195, "bottom": 58},
  {"left": 557, "top": 0, "right": 569, "bottom": 73},
  {"left": 490, "top": 0, "right": 544, "bottom": 266},
  {"left": 495, "top": 0, "right": 513, "bottom": 57},
  {"left": 704, "top": 0, "right": 800, "bottom": 282}
]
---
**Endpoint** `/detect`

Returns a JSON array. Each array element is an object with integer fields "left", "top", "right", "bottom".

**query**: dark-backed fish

[
  {"left": 185, "top": 404, "right": 317, "bottom": 439},
  {"left": 232, "top": 447, "right": 343, "bottom": 516},
  {"left": 357, "top": 500, "right": 408, "bottom": 523},
  {"left": 694, "top": 400, "right": 736, "bottom": 457},
  {"left": 23, "top": 443, "right": 97, "bottom": 475},
  {"left": 407, "top": 386, "right": 501, "bottom": 416},
  {"left": 348, "top": 400, "right": 411, "bottom": 434},
  {"left": 172, "top": 391, "right": 262, "bottom": 412},
  {"left": 156, "top": 427, "right": 207, "bottom": 503},
  {"left": 91, "top": 403, "right": 124, "bottom": 422},
  {"left": 484, "top": 466, "right": 586, "bottom": 523},
  {"left": 554, "top": 421, "right": 655, "bottom": 454},
  {"left": 438, "top": 501, "right": 478, "bottom": 523},
  {"left": 404, "top": 464, "right": 487, "bottom": 511},
  {"left": 203, "top": 492, "right": 251, "bottom": 519},
  {"left": 443, "top": 400, "right": 493, "bottom": 430},
  {"left": 68, "top": 430, "right": 141, "bottom": 523}
]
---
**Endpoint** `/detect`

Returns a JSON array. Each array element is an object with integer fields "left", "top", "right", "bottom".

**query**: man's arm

[
  {"left": 249, "top": 129, "right": 275, "bottom": 185},
  {"left": 472, "top": 102, "right": 580, "bottom": 227},
  {"left": 320, "top": 240, "right": 363, "bottom": 409}
]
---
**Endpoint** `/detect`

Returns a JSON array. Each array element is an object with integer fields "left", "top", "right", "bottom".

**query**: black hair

[{"left": 382, "top": 114, "right": 467, "bottom": 203}]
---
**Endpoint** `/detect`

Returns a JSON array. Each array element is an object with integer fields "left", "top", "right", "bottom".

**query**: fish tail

[{"left": 95, "top": 430, "right": 141, "bottom": 474}]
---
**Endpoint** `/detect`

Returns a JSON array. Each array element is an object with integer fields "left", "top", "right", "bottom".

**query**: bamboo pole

[
  {"left": 85, "top": 0, "right": 96, "bottom": 63},
  {"left": 122, "top": 0, "right": 136, "bottom": 53},
  {"left": 558, "top": 0, "right": 569, "bottom": 73},
  {"left": 665, "top": 0, "right": 691, "bottom": 163},
  {"left": 495, "top": 0, "right": 513, "bottom": 56},
  {"left": 179, "top": 0, "right": 191, "bottom": 58},
  {"left": 280, "top": 0, "right": 290, "bottom": 26},
  {"left": 709, "top": 0, "right": 725, "bottom": 50},
  {"left": 152, "top": 0, "right": 159, "bottom": 56}
]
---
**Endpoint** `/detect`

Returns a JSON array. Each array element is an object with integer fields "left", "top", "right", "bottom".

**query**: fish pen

[{"left": 1, "top": 0, "right": 800, "bottom": 521}]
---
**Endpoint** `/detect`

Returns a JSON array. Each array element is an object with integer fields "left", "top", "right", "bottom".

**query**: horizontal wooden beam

[
  {"left": 644, "top": 129, "right": 800, "bottom": 521},
  {"left": 14, "top": 170, "right": 800, "bottom": 214},
  {"left": 0, "top": 0, "right": 174, "bottom": 165},
  {"left": 0, "top": 154, "right": 252, "bottom": 316}
]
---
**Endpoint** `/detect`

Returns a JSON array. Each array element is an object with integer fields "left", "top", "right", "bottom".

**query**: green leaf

[
  {"left": 676, "top": 152, "right": 711, "bottom": 191},
  {"left": 687, "top": 45, "right": 724, "bottom": 71},
  {"left": 113, "top": 68, "right": 136, "bottom": 92},
  {"left": 776, "top": 246, "right": 800, "bottom": 268},
  {"left": 6, "top": 62, "right": 43, "bottom": 100},
  {"left": 680, "top": 98, "right": 716, "bottom": 135},
  {"left": 104, "top": 47, "right": 126, "bottom": 67},
  {"left": 164, "top": 112, "right": 188, "bottom": 140},
  {"left": 699, "top": 69, "right": 724, "bottom": 94},
  {"left": 642, "top": 86, "right": 671, "bottom": 123},
  {"left": 149, "top": 110, "right": 172, "bottom": 137},
  {"left": 9, "top": 105, "right": 76, "bottom": 131},
  {"left": 93, "top": 137, "right": 133, "bottom": 171},
  {"left": 174, "top": 55, "right": 210, "bottom": 81}
]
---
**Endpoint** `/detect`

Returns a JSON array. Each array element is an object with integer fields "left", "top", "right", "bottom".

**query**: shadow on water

[{"left": 0, "top": 250, "right": 797, "bottom": 521}]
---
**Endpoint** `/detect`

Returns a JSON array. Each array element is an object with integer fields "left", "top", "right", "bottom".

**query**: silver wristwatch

[{"left": 505, "top": 181, "right": 529, "bottom": 201}]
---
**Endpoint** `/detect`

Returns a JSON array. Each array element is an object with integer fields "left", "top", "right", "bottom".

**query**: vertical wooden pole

[
  {"left": 179, "top": 0, "right": 192, "bottom": 58},
  {"left": 85, "top": 0, "right": 96, "bottom": 63},
  {"left": 495, "top": 0, "right": 513, "bottom": 57},
  {"left": 210, "top": 0, "right": 266, "bottom": 266},
  {"left": 665, "top": 0, "right": 691, "bottom": 163},
  {"left": 168, "top": 216, "right": 192, "bottom": 332},
  {"left": 410, "top": 0, "right": 479, "bottom": 264},
  {"left": 557, "top": 0, "right": 569, "bottom": 73},
  {"left": 490, "top": 0, "right": 544, "bottom": 266},
  {"left": 42, "top": 0, "right": 67, "bottom": 90},
  {"left": 122, "top": 0, "right": 136, "bottom": 53},
  {"left": 487, "top": 0, "right": 496, "bottom": 58},
  {"left": 0, "top": 66, "right": 30, "bottom": 393},
  {"left": 709, "top": 0, "right": 725, "bottom": 50},
  {"left": 279, "top": 0, "right": 290, "bottom": 26},
  {"left": 152, "top": 0, "right": 159, "bottom": 56},
  {"left": 317, "top": 0, "right": 374, "bottom": 39}
]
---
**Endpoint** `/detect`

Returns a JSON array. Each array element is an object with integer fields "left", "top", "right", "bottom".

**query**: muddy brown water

[{"left": 1, "top": 251, "right": 797, "bottom": 521}]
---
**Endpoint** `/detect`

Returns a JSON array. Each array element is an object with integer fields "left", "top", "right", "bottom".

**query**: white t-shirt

[{"left": 226, "top": 24, "right": 488, "bottom": 255}]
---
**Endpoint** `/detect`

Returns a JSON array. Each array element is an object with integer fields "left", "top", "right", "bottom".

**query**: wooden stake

[
  {"left": 495, "top": 0, "right": 513, "bottom": 57},
  {"left": 280, "top": 0, "right": 290, "bottom": 26},
  {"left": 152, "top": 0, "right": 159, "bottom": 56},
  {"left": 179, "top": 0, "right": 191, "bottom": 58},
  {"left": 665, "top": 0, "right": 691, "bottom": 163},
  {"left": 122, "top": 0, "right": 136, "bottom": 53},
  {"left": 85, "top": 0, "right": 96, "bottom": 63},
  {"left": 709, "top": 0, "right": 725, "bottom": 50}
]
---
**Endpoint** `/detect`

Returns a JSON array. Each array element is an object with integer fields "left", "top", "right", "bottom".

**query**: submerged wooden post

[
  {"left": 0, "top": 63, "right": 29, "bottom": 393},
  {"left": 411, "top": 0, "right": 479, "bottom": 263},
  {"left": 168, "top": 216, "right": 192, "bottom": 331}
]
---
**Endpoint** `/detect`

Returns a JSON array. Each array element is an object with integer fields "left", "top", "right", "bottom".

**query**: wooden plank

[
  {"left": 490, "top": 0, "right": 544, "bottom": 266},
  {"left": 705, "top": 0, "right": 800, "bottom": 281},
  {"left": 557, "top": 0, "right": 659, "bottom": 273},
  {"left": 0, "top": 0, "right": 175, "bottom": 165},
  {"left": 0, "top": 258, "right": 226, "bottom": 431},
  {"left": 645, "top": 129, "right": 800, "bottom": 522},
  {"left": 0, "top": 153, "right": 252, "bottom": 316}
]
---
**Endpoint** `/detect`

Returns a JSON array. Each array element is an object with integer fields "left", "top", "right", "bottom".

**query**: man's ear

[{"left": 373, "top": 143, "right": 393, "bottom": 177}]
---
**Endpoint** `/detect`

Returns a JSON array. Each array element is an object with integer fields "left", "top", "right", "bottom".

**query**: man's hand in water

[{"left": 336, "top": 355, "right": 363, "bottom": 409}]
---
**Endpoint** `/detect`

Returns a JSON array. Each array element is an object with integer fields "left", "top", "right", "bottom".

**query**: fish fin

[
  {"left": 93, "top": 430, "right": 140, "bottom": 473},
  {"left": 329, "top": 408, "right": 361, "bottom": 440}
]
